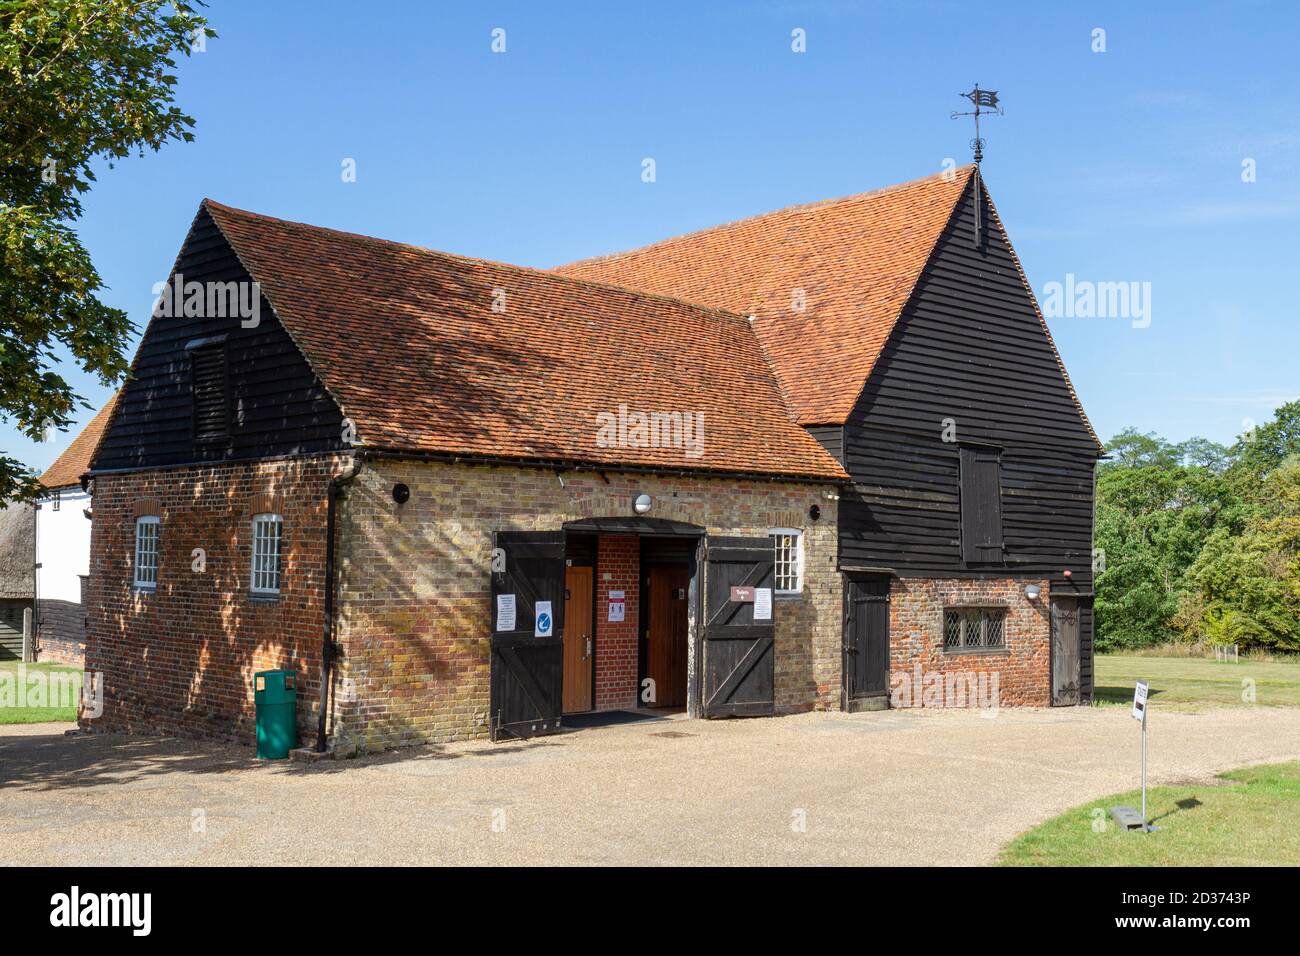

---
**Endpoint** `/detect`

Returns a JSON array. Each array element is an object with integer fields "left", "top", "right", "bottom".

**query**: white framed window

[
  {"left": 769, "top": 528, "right": 804, "bottom": 595},
  {"left": 133, "top": 516, "right": 160, "bottom": 589},
  {"left": 250, "top": 513, "right": 283, "bottom": 595},
  {"left": 51, "top": 490, "right": 61, "bottom": 512}
]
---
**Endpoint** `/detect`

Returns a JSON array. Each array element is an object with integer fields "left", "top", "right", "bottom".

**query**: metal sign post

[
  {"left": 1134, "top": 680, "right": 1150, "bottom": 829},
  {"left": 1110, "top": 680, "right": 1157, "bottom": 832}
]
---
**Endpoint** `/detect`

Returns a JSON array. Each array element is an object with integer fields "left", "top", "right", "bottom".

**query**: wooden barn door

[
  {"left": 844, "top": 576, "right": 890, "bottom": 710},
  {"left": 1051, "top": 596, "right": 1081, "bottom": 706},
  {"left": 701, "top": 536, "right": 775, "bottom": 718},
  {"left": 490, "top": 531, "right": 566, "bottom": 739}
]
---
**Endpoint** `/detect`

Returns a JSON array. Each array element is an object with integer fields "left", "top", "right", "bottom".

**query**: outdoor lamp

[
  {"left": 633, "top": 493, "right": 653, "bottom": 515},
  {"left": 1024, "top": 583, "right": 1041, "bottom": 600}
]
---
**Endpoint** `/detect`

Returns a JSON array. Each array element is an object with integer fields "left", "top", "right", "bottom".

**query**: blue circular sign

[{"left": 537, "top": 612, "right": 552, "bottom": 634}]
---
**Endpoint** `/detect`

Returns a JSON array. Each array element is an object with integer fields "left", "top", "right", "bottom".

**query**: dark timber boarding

[
  {"left": 833, "top": 177, "right": 1099, "bottom": 700},
  {"left": 93, "top": 207, "right": 345, "bottom": 472}
]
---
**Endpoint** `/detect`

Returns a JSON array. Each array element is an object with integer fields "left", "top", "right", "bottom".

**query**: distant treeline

[{"left": 1095, "top": 401, "right": 1299, "bottom": 651}]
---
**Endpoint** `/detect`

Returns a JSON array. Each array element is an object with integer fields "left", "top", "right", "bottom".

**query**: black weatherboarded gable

[
  {"left": 840, "top": 178, "right": 1097, "bottom": 585},
  {"left": 92, "top": 207, "right": 345, "bottom": 472}
]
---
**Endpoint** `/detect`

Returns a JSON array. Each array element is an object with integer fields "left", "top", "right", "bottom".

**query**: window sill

[
  {"left": 131, "top": 586, "right": 156, "bottom": 595},
  {"left": 942, "top": 646, "right": 1009, "bottom": 657},
  {"left": 248, "top": 593, "right": 281, "bottom": 605},
  {"left": 774, "top": 590, "right": 803, "bottom": 602}
]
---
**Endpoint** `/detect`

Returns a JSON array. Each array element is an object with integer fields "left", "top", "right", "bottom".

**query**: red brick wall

[
  {"left": 888, "top": 577, "right": 1051, "bottom": 708},
  {"left": 594, "top": 535, "right": 639, "bottom": 710},
  {"left": 82, "top": 455, "right": 349, "bottom": 741}
]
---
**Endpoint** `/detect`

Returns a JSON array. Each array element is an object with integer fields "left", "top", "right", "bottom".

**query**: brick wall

[
  {"left": 331, "top": 458, "right": 841, "bottom": 752},
  {"left": 594, "top": 535, "right": 639, "bottom": 709},
  {"left": 888, "top": 577, "right": 1051, "bottom": 708},
  {"left": 82, "top": 455, "right": 349, "bottom": 741}
]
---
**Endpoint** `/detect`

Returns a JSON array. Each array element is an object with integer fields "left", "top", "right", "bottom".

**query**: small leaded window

[
  {"left": 769, "top": 529, "right": 803, "bottom": 594},
  {"left": 250, "top": 513, "right": 283, "bottom": 595},
  {"left": 134, "top": 516, "right": 160, "bottom": 589},
  {"left": 943, "top": 608, "right": 1006, "bottom": 652}
]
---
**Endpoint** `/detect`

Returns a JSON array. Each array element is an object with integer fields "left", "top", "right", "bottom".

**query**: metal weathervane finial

[
  {"left": 950, "top": 83, "right": 1002, "bottom": 165},
  {"left": 950, "top": 84, "right": 1003, "bottom": 248}
]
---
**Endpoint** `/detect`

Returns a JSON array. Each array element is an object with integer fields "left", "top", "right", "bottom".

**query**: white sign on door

[
  {"left": 753, "top": 587, "right": 773, "bottom": 621},
  {"left": 534, "top": 600, "right": 554, "bottom": 638},
  {"left": 496, "top": 593, "right": 516, "bottom": 632}
]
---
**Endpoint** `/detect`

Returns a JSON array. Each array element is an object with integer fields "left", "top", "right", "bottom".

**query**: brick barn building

[{"left": 83, "top": 166, "right": 1100, "bottom": 752}]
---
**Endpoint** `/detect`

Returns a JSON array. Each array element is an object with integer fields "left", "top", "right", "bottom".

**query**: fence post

[{"left": 21, "top": 606, "right": 33, "bottom": 662}]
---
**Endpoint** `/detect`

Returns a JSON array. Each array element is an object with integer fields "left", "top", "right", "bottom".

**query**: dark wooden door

[
  {"left": 489, "top": 531, "right": 565, "bottom": 739},
  {"left": 702, "top": 536, "right": 775, "bottom": 718},
  {"left": 646, "top": 565, "right": 689, "bottom": 708},
  {"left": 1051, "top": 596, "right": 1080, "bottom": 706},
  {"left": 563, "top": 565, "right": 593, "bottom": 713},
  {"left": 844, "top": 576, "right": 890, "bottom": 708}
]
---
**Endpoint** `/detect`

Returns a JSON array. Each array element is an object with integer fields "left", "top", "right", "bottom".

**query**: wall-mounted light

[
  {"left": 392, "top": 483, "right": 410, "bottom": 505},
  {"left": 1062, "top": 569, "right": 1073, "bottom": 579},
  {"left": 1024, "top": 583, "right": 1041, "bottom": 600},
  {"left": 809, "top": 504, "right": 821, "bottom": 522},
  {"left": 633, "top": 493, "right": 652, "bottom": 515}
]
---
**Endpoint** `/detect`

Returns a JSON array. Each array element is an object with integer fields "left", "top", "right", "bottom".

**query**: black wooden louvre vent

[{"left": 189, "top": 342, "right": 229, "bottom": 441}]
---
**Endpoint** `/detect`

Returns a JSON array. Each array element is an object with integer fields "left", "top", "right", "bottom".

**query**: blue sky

[{"left": 14, "top": 0, "right": 1299, "bottom": 471}]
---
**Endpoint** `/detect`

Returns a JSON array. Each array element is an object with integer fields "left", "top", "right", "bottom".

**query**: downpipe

[{"left": 317, "top": 456, "right": 362, "bottom": 753}]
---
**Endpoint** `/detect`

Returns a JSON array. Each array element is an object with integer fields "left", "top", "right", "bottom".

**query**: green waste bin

[{"left": 254, "top": 669, "right": 298, "bottom": 759}]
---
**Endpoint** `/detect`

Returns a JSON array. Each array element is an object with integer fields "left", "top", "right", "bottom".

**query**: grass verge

[{"left": 999, "top": 761, "right": 1300, "bottom": 866}]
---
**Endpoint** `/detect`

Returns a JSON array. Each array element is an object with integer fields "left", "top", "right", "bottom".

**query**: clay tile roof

[
  {"left": 556, "top": 167, "right": 977, "bottom": 426},
  {"left": 39, "top": 392, "right": 120, "bottom": 489},
  {"left": 201, "top": 201, "right": 847, "bottom": 483}
]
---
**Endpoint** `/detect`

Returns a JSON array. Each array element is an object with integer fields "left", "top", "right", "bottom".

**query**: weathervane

[{"left": 950, "top": 84, "right": 1003, "bottom": 248}]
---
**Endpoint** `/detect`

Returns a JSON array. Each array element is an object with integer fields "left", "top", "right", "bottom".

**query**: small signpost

[{"left": 1110, "top": 679, "right": 1157, "bottom": 832}]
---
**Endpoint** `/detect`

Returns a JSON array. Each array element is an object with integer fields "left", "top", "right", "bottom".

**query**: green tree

[
  {"left": 1096, "top": 402, "right": 1300, "bottom": 652},
  {"left": 1, "top": 0, "right": 213, "bottom": 503}
]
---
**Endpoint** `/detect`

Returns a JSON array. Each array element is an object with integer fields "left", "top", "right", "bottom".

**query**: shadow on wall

[{"left": 88, "top": 461, "right": 340, "bottom": 745}]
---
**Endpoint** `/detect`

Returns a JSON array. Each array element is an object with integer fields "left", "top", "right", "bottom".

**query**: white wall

[{"left": 36, "top": 486, "right": 91, "bottom": 603}]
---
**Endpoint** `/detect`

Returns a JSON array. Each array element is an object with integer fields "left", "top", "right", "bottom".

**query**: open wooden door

[
  {"left": 701, "top": 536, "right": 775, "bottom": 718},
  {"left": 489, "top": 531, "right": 565, "bottom": 739}
]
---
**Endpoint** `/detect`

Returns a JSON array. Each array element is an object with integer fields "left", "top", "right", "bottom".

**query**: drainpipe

[{"left": 317, "top": 457, "right": 363, "bottom": 753}]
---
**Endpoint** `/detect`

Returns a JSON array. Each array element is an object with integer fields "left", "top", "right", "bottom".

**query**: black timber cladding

[
  {"left": 837, "top": 176, "right": 1098, "bottom": 597},
  {"left": 92, "top": 206, "right": 346, "bottom": 472}
]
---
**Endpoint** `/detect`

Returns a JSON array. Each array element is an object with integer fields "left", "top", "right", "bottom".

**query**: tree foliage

[
  {"left": 0, "top": 0, "right": 212, "bottom": 503},
  {"left": 1095, "top": 401, "right": 1300, "bottom": 651}
]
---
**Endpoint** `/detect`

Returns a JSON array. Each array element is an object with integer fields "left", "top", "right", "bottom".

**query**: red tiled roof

[
  {"left": 202, "top": 201, "right": 847, "bottom": 482},
  {"left": 556, "top": 168, "right": 976, "bottom": 426},
  {"left": 39, "top": 392, "right": 119, "bottom": 489}
]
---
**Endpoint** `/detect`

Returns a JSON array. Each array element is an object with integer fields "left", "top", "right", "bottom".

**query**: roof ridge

[
  {"left": 201, "top": 199, "right": 759, "bottom": 330},
  {"left": 557, "top": 165, "right": 975, "bottom": 271}
]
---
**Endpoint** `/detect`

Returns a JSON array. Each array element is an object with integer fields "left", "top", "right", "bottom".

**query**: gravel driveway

[{"left": 3, "top": 705, "right": 1298, "bottom": 866}]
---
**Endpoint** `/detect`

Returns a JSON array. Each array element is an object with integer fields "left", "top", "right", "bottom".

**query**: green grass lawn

[
  {"left": 0, "top": 660, "right": 83, "bottom": 724},
  {"left": 1094, "top": 653, "right": 1300, "bottom": 710},
  {"left": 999, "top": 762, "right": 1300, "bottom": 866}
]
